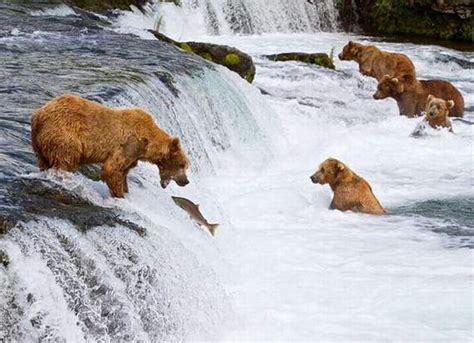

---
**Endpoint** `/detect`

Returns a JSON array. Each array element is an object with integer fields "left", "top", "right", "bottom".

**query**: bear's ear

[
  {"left": 168, "top": 137, "right": 181, "bottom": 153},
  {"left": 336, "top": 162, "right": 345, "bottom": 172},
  {"left": 447, "top": 100, "right": 455, "bottom": 109},
  {"left": 390, "top": 78, "right": 399, "bottom": 85},
  {"left": 426, "top": 94, "right": 434, "bottom": 104}
]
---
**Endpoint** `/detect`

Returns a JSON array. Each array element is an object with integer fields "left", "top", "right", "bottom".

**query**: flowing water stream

[{"left": 0, "top": 1, "right": 473, "bottom": 341}]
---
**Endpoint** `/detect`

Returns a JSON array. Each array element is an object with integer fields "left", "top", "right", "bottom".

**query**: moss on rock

[
  {"left": 179, "top": 42, "right": 193, "bottom": 53},
  {"left": 149, "top": 30, "right": 256, "bottom": 83},
  {"left": 223, "top": 53, "right": 241, "bottom": 66},
  {"left": 264, "top": 52, "right": 336, "bottom": 69},
  {"left": 199, "top": 52, "right": 213, "bottom": 61},
  {"left": 338, "top": 0, "right": 473, "bottom": 42}
]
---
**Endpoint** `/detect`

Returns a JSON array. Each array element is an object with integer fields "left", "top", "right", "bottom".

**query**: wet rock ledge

[
  {"left": 149, "top": 30, "right": 256, "bottom": 83},
  {"left": 0, "top": 178, "right": 146, "bottom": 237},
  {"left": 64, "top": 0, "right": 148, "bottom": 12}
]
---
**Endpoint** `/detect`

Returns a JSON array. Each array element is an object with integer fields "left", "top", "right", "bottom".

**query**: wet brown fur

[
  {"left": 311, "top": 158, "right": 386, "bottom": 215},
  {"left": 373, "top": 75, "right": 464, "bottom": 117},
  {"left": 31, "top": 94, "right": 189, "bottom": 197},
  {"left": 424, "top": 95, "right": 454, "bottom": 130},
  {"left": 338, "top": 41, "right": 416, "bottom": 81}
]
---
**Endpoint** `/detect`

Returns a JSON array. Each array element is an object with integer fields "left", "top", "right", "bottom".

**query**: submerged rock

[
  {"left": 149, "top": 30, "right": 256, "bottom": 83},
  {"left": 264, "top": 52, "right": 336, "bottom": 69},
  {"left": 0, "top": 249, "right": 9, "bottom": 268}
]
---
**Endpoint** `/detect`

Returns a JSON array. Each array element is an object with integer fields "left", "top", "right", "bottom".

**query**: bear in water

[
  {"left": 310, "top": 158, "right": 386, "bottom": 215},
  {"left": 373, "top": 75, "right": 464, "bottom": 117}
]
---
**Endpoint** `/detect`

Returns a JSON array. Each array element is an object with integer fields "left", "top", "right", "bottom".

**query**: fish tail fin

[{"left": 207, "top": 224, "right": 219, "bottom": 237}]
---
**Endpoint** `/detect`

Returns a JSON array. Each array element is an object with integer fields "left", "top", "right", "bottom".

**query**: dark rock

[
  {"left": 0, "top": 178, "right": 146, "bottom": 237},
  {"left": 149, "top": 30, "right": 256, "bottom": 83},
  {"left": 64, "top": 0, "right": 148, "bottom": 13},
  {"left": 337, "top": 0, "right": 474, "bottom": 42},
  {"left": 264, "top": 52, "right": 336, "bottom": 69},
  {"left": 0, "top": 249, "right": 9, "bottom": 268}
]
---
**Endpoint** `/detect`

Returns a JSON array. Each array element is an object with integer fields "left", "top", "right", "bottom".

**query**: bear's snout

[
  {"left": 176, "top": 176, "right": 189, "bottom": 187},
  {"left": 310, "top": 173, "right": 319, "bottom": 184},
  {"left": 338, "top": 52, "right": 344, "bottom": 60},
  {"left": 373, "top": 93, "right": 380, "bottom": 100}
]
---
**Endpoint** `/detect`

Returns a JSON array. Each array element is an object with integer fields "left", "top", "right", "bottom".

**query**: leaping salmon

[{"left": 171, "top": 196, "right": 219, "bottom": 236}]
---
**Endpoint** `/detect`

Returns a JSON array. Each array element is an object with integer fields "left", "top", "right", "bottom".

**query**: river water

[{"left": 0, "top": 1, "right": 473, "bottom": 341}]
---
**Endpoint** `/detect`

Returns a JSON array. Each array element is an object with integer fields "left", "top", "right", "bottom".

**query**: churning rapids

[{"left": 0, "top": 1, "right": 473, "bottom": 341}]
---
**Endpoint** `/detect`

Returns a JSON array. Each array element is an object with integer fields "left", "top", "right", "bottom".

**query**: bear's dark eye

[{"left": 321, "top": 168, "right": 325, "bottom": 173}]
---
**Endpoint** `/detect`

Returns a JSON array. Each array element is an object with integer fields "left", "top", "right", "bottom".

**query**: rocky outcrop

[
  {"left": 149, "top": 30, "right": 256, "bottom": 83},
  {"left": 64, "top": 0, "right": 148, "bottom": 12},
  {"left": 264, "top": 52, "right": 335, "bottom": 69},
  {"left": 0, "top": 178, "right": 147, "bottom": 237},
  {"left": 337, "top": 0, "right": 473, "bottom": 42}
]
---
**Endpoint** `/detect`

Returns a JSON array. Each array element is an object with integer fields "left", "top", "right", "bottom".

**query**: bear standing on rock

[
  {"left": 338, "top": 41, "right": 416, "bottom": 81},
  {"left": 373, "top": 75, "right": 464, "bottom": 117},
  {"left": 31, "top": 94, "right": 190, "bottom": 198}
]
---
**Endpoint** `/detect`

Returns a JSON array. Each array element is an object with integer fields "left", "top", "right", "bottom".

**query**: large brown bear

[
  {"left": 373, "top": 75, "right": 464, "bottom": 117},
  {"left": 338, "top": 41, "right": 416, "bottom": 81},
  {"left": 31, "top": 94, "right": 190, "bottom": 198},
  {"left": 310, "top": 158, "right": 386, "bottom": 215}
]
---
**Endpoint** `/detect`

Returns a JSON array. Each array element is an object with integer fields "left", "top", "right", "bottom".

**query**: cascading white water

[
  {"left": 116, "top": 0, "right": 339, "bottom": 40},
  {"left": 1, "top": 2, "right": 473, "bottom": 342}
]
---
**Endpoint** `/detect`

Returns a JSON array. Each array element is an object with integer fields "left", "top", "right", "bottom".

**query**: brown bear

[
  {"left": 338, "top": 41, "right": 416, "bottom": 81},
  {"left": 411, "top": 95, "right": 454, "bottom": 137},
  {"left": 31, "top": 94, "right": 190, "bottom": 198},
  {"left": 373, "top": 75, "right": 464, "bottom": 117},
  {"left": 424, "top": 95, "right": 454, "bottom": 130},
  {"left": 310, "top": 158, "right": 386, "bottom": 215}
]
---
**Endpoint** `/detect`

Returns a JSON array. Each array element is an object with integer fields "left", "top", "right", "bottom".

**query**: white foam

[{"left": 30, "top": 5, "right": 77, "bottom": 17}]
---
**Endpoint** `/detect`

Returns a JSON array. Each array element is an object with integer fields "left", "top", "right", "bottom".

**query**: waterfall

[{"left": 152, "top": 0, "right": 339, "bottom": 39}]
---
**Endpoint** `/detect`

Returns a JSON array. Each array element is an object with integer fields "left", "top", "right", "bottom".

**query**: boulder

[
  {"left": 149, "top": 30, "right": 256, "bottom": 83},
  {"left": 64, "top": 0, "right": 148, "bottom": 12},
  {"left": 264, "top": 52, "right": 335, "bottom": 69}
]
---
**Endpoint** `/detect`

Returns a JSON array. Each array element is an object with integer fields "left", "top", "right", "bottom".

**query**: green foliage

[
  {"left": 367, "top": 0, "right": 473, "bottom": 42},
  {"left": 153, "top": 15, "right": 164, "bottom": 32},
  {"left": 328, "top": 47, "right": 335, "bottom": 65}
]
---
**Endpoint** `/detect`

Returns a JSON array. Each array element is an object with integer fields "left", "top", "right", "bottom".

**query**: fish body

[{"left": 171, "top": 196, "right": 219, "bottom": 236}]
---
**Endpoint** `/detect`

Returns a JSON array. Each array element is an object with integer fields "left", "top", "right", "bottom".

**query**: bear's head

[
  {"left": 373, "top": 74, "right": 405, "bottom": 99},
  {"left": 310, "top": 158, "right": 351, "bottom": 186},
  {"left": 425, "top": 95, "right": 454, "bottom": 122},
  {"left": 338, "top": 41, "right": 362, "bottom": 61},
  {"left": 158, "top": 137, "right": 189, "bottom": 189}
]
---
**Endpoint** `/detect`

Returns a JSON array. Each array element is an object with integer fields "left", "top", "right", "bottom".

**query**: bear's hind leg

[
  {"left": 46, "top": 142, "right": 82, "bottom": 172},
  {"left": 36, "top": 152, "right": 51, "bottom": 171}
]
